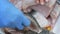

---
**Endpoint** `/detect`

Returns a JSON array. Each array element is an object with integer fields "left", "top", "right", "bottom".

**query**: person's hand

[
  {"left": 0, "top": 0, "right": 30, "bottom": 30},
  {"left": 36, "top": 0, "right": 49, "bottom": 5}
]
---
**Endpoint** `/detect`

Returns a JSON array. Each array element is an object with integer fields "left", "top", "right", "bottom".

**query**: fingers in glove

[
  {"left": 22, "top": 16, "right": 31, "bottom": 27},
  {"left": 18, "top": 11, "right": 31, "bottom": 28},
  {"left": 16, "top": 23, "right": 24, "bottom": 30}
]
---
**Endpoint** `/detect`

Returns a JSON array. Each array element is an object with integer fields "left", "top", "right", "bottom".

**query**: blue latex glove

[{"left": 0, "top": 0, "right": 30, "bottom": 30}]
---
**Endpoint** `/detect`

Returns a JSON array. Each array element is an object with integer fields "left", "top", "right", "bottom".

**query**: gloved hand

[{"left": 0, "top": 0, "right": 30, "bottom": 30}]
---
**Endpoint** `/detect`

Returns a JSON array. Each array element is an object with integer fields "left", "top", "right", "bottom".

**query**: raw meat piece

[{"left": 28, "top": 5, "right": 51, "bottom": 17}]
